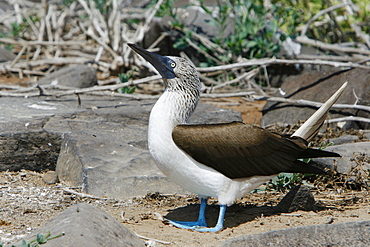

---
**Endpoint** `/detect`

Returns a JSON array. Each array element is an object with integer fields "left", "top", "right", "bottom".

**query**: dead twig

[
  {"left": 295, "top": 36, "right": 370, "bottom": 56},
  {"left": 300, "top": 3, "right": 349, "bottom": 37},
  {"left": 351, "top": 23, "right": 370, "bottom": 48},
  {"left": 197, "top": 57, "right": 370, "bottom": 73},
  {"left": 251, "top": 95, "right": 370, "bottom": 113},
  {"left": 135, "top": 233, "right": 171, "bottom": 245},
  {"left": 325, "top": 116, "right": 370, "bottom": 124},
  {"left": 61, "top": 187, "right": 109, "bottom": 200},
  {"left": 211, "top": 68, "right": 259, "bottom": 89}
]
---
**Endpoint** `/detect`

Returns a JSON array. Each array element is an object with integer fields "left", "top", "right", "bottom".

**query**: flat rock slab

[
  {"left": 0, "top": 94, "right": 241, "bottom": 199},
  {"left": 222, "top": 220, "right": 370, "bottom": 247},
  {"left": 13, "top": 203, "right": 144, "bottom": 246}
]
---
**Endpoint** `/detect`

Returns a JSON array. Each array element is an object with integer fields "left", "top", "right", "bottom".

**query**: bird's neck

[{"left": 150, "top": 89, "right": 199, "bottom": 130}]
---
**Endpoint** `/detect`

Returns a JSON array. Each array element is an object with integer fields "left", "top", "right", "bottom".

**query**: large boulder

[
  {"left": 37, "top": 65, "right": 97, "bottom": 88},
  {"left": 261, "top": 68, "right": 370, "bottom": 130},
  {"left": 13, "top": 203, "right": 144, "bottom": 247}
]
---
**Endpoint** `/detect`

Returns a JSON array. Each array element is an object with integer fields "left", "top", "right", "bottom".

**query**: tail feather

[
  {"left": 288, "top": 160, "right": 325, "bottom": 174},
  {"left": 292, "top": 82, "right": 347, "bottom": 142},
  {"left": 298, "top": 148, "right": 340, "bottom": 159},
  {"left": 287, "top": 148, "right": 341, "bottom": 174}
]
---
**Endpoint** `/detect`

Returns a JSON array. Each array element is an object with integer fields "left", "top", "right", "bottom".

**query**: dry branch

[
  {"left": 351, "top": 23, "right": 370, "bottom": 48},
  {"left": 211, "top": 68, "right": 259, "bottom": 89},
  {"left": 251, "top": 95, "right": 370, "bottom": 112},
  {"left": 295, "top": 36, "right": 370, "bottom": 56},
  {"left": 300, "top": 3, "right": 349, "bottom": 37},
  {"left": 197, "top": 57, "right": 370, "bottom": 73},
  {"left": 325, "top": 116, "right": 370, "bottom": 124},
  {"left": 0, "top": 0, "right": 369, "bottom": 106},
  {"left": 61, "top": 187, "right": 109, "bottom": 200}
]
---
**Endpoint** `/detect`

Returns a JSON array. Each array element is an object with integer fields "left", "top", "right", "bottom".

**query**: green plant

[
  {"left": 155, "top": 0, "right": 370, "bottom": 68},
  {"left": 163, "top": 0, "right": 284, "bottom": 67},
  {"left": 118, "top": 72, "right": 131, "bottom": 83},
  {"left": 118, "top": 86, "right": 136, "bottom": 94},
  {"left": 1, "top": 231, "right": 64, "bottom": 247},
  {"left": 152, "top": 0, "right": 183, "bottom": 28},
  {"left": 272, "top": 0, "right": 370, "bottom": 44},
  {"left": 118, "top": 70, "right": 136, "bottom": 94},
  {"left": 266, "top": 173, "right": 305, "bottom": 192}
]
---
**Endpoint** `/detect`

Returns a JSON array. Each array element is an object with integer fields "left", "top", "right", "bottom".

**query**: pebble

[{"left": 42, "top": 171, "right": 59, "bottom": 184}]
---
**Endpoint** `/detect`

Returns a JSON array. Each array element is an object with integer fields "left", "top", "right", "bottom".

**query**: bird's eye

[{"left": 170, "top": 62, "right": 176, "bottom": 68}]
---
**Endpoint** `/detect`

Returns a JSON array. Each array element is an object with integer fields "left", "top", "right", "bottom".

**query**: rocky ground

[{"left": 1, "top": 170, "right": 370, "bottom": 246}]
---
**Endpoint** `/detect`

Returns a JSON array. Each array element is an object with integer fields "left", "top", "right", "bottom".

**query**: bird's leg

[
  {"left": 166, "top": 197, "right": 208, "bottom": 228},
  {"left": 193, "top": 204, "right": 226, "bottom": 233}
]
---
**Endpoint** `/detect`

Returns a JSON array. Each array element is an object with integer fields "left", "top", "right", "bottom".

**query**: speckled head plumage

[
  {"left": 163, "top": 56, "right": 200, "bottom": 94},
  {"left": 128, "top": 44, "right": 201, "bottom": 123},
  {"left": 128, "top": 43, "right": 201, "bottom": 95}
]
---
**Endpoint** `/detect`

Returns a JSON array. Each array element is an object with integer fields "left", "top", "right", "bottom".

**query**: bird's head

[{"left": 128, "top": 43, "right": 201, "bottom": 94}]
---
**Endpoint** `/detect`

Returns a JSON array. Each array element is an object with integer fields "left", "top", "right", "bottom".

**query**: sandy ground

[{"left": 1, "top": 170, "right": 369, "bottom": 246}]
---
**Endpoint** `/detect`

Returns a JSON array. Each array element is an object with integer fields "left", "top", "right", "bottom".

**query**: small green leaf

[
  {"left": 246, "top": 40, "right": 258, "bottom": 48},
  {"left": 118, "top": 73, "right": 131, "bottom": 83},
  {"left": 36, "top": 233, "right": 45, "bottom": 243},
  {"left": 19, "top": 239, "right": 28, "bottom": 247},
  {"left": 118, "top": 86, "right": 136, "bottom": 94}
]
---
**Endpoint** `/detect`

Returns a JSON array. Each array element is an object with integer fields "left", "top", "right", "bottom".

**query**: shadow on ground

[{"left": 164, "top": 199, "right": 334, "bottom": 229}]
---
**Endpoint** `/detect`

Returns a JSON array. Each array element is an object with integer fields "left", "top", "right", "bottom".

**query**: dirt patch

[
  {"left": 1, "top": 171, "right": 369, "bottom": 246},
  {"left": 200, "top": 97, "right": 266, "bottom": 125}
]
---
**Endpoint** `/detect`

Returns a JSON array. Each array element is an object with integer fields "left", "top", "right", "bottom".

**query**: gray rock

[
  {"left": 0, "top": 94, "right": 241, "bottom": 199},
  {"left": 329, "top": 134, "right": 359, "bottom": 145},
  {"left": 275, "top": 185, "right": 316, "bottom": 213},
  {"left": 363, "top": 130, "right": 370, "bottom": 140},
  {"left": 314, "top": 142, "right": 370, "bottom": 174},
  {"left": 42, "top": 171, "right": 59, "bottom": 184},
  {"left": 261, "top": 68, "right": 370, "bottom": 130},
  {"left": 0, "top": 47, "right": 16, "bottom": 62},
  {"left": 37, "top": 65, "right": 97, "bottom": 88},
  {"left": 176, "top": 6, "right": 233, "bottom": 38},
  {"left": 222, "top": 220, "right": 370, "bottom": 247},
  {"left": 13, "top": 203, "right": 144, "bottom": 247},
  {"left": 0, "top": 131, "right": 62, "bottom": 172}
]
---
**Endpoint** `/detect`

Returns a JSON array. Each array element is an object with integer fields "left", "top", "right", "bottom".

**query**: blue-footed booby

[{"left": 128, "top": 43, "right": 345, "bottom": 232}]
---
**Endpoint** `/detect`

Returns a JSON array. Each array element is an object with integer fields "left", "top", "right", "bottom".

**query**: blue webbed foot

[
  {"left": 166, "top": 197, "right": 208, "bottom": 229},
  {"left": 166, "top": 218, "right": 207, "bottom": 229},
  {"left": 166, "top": 200, "right": 226, "bottom": 233}
]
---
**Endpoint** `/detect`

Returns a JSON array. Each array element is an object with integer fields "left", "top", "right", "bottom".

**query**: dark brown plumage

[{"left": 173, "top": 121, "right": 339, "bottom": 179}]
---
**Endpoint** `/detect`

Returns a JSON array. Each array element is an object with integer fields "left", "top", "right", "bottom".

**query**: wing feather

[{"left": 172, "top": 122, "right": 332, "bottom": 179}]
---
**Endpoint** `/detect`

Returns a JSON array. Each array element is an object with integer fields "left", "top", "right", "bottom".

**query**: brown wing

[{"left": 172, "top": 122, "right": 328, "bottom": 179}]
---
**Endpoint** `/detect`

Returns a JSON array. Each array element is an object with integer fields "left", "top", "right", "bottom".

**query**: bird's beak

[{"left": 128, "top": 43, "right": 176, "bottom": 79}]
